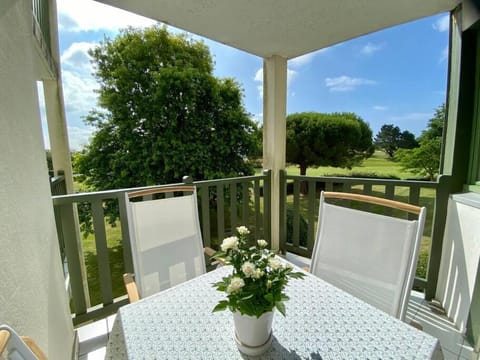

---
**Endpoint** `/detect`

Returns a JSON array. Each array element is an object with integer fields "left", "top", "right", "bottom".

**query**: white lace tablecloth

[{"left": 105, "top": 265, "right": 443, "bottom": 359}]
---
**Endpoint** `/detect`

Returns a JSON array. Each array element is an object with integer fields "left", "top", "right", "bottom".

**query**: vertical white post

[
  {"left": 43, "top": 79, "right": 75, "bottom": 194},
  {"left": 262, "top": 55, "right": 287, "bottom": 251}
]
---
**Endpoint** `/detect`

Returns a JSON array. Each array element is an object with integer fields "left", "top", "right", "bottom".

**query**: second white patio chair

[
  {"left": 123, "top": 185, "right": 214, "bottom": 301},
  {"left": 310, "top": 191, "right": 426, "bottom": 321}
]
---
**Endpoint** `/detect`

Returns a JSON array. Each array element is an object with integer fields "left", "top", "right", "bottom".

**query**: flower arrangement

[{"left": 212, "top": 226, "right": 305, "bottom": 318}]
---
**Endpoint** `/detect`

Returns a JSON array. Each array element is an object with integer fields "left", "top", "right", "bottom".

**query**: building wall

[{"left": 0, "top": 0, "right": 74, "bottom": 358}]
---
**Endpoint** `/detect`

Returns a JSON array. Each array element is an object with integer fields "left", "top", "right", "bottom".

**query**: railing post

[
  {"left": 425, "top": 175, "right": 451, "bottom": 300},
  {"left": 263, "top": 169, "right": 272, "bottom": 246},
  {"left": 118, "top": 194, "right": 134, "bottom": 274},
  {"left": 183, "top": 176, "right": 193, "bottom": 184},
  {"left": 57, "top": 203, "right": 90, "bottom": 313},
  {"left": 279, "top": 169, "right": 287, "bottom": 254}
]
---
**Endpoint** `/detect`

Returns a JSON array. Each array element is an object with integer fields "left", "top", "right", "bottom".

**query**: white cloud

[
  {"left": 254, "top": 68, "right": 263, "bottom": 82},
  {"left": 57, "top": 0, "right": 157, "bottom": 33},
  {"left": 290, "top": 53, "right": 315, "bottom": 67},
  {"left": 360, "top": 42, "right": 383, "bottom": 55},
  {"left": 61, "top": 70, "right": 99, "bottom": 115},
  {"left": 433, "top": 15, "right": 449, "bottom": 32},
  {"left": 254, "top": 68, "right": 263, "bottom": 98},
  {"left": 68, "top": 126, "right": 95, "bottom": 150},
  {"left": 253, "top": 68, "right": 298, "bottom": 98},
  {"left": 251, "top": 113, "right": 263, "bottom": 124},
  {"left": 373, "top": 105, "right": 388, "bottom": 111},
  {"left": 325, "top": 75, "right": 376, "bottom": 92},
  {"left": 439, "top": 45, "right": 448, "bottom": 63},
  {"left": 54, "top": 41, "right": 100, "bottom": 149},
  {"left": 61, "top": 42, "right": 97, "bottom": 74},
  {"left": 287, "top": 69, "right": 298, "bottom": 84},
  {"left": 289, "top": 48, "right": 328, "bottom": 68}
]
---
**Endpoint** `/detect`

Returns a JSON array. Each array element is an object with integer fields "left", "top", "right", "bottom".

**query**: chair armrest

[
  {"left": 204, "top": 247, "right": 226, "bottom": 265},
  {"left": 21, "top": 336, "right": 47, "bottom": 360},
  {"left": 203, "top": 247, "right": 216, "bottom": 258},
  {"left": 123, "top": 273, "right": 140, "bottom": 303},
  {"left": 0, "top": 330, "right": 9, "bottom": 355}
]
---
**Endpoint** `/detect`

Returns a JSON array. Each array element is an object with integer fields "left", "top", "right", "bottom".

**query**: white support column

[
  {"left": 262, "top": 55, "right": 287, "bottom": 251},
  {"left": 43, "top": 78, "right": 75, "bottom": 194}
]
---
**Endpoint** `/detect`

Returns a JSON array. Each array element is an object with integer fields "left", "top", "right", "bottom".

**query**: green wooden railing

[
  {"left": 52, "top": 171, "right": 271, "bottom": 325},
  {"left": 50, "top": 175, "right": 66, "bottom": 196},
  {"left": 52, "top": 168, "right": 449, "bottom": 325},
  {"left": 32, "top": 0, "right": 51, "bottom": 52},
  {"left": 32, "top": 0, "right": 56, "bottom": 75},
  {"left": 279, "top": 170, "right": 439, "bottom": 291}
]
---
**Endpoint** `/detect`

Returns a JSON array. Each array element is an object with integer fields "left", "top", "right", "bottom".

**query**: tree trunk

[{"left": 299, "top": 164, "right": 308, "bottom": 194}]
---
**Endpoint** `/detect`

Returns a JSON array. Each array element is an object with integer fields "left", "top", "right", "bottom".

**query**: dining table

[{"left": 105, "top": 261, "right": 443, "bottom": 359}]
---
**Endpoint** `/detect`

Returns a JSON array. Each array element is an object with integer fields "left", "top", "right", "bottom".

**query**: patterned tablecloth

[{"left": 105, "top": 264, "right": 443, "bottom": 360}]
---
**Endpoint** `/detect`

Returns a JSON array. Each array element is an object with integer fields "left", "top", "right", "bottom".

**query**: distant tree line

[{"left": 374, "top": 103, "right": 445, "bottom": 180}]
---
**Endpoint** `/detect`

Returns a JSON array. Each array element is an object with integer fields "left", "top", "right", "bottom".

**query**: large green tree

[
  {"left": 395, "top": 103, "right": 445, "bottom": 180},
  {"left": 286, "top": 112, "right": 374, "bottom": 176},
  {"left": 374, "top": 124, "right": 418, "bottom": 158},
  {"left": 76, "top": 26, "right": 258, "bottom": 190}
]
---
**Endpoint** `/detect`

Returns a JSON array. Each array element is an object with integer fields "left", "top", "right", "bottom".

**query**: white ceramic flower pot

[{"left": 233, "top": 311, "right": 274, "bottom": 356}]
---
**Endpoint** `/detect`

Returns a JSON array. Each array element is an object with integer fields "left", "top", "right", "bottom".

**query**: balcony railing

[
  {"left": 52, "top": 171, "right": 271, "bottom": 325},
  {"left": 32, "top": 0, "right": 57, "bottom": 75},
  {"left": 279, "top": 170, "right": 439, "bottom": 292},
  {"left": 52, "top": 169, "right": 445, "bottom": 326}
]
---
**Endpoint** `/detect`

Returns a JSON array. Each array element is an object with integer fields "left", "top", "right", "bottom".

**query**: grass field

[{"left": 283, "top": 150, "right": 419, "bottom": 179}]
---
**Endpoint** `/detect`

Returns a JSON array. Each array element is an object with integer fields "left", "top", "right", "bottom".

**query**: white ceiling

[{"left": 97, "top": 0, "right": 460, "bottom": 59}]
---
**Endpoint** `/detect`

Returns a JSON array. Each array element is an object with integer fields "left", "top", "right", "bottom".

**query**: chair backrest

[
  {"left": 310, "top": 191, "right": 426, "bottom": 321},
  {"left": 125, "top": 185, "right": 206, "bottom": 298},
  {"left": 0, "top": 324, "right": 44, "bottom": 360}
]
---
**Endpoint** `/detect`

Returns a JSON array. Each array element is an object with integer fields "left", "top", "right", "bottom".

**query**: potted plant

[{"left": 212, "top": 226, "right": 305, "bottom": 355}]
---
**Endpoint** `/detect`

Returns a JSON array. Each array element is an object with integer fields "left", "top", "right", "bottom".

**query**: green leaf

[
  {"left": 212, "top": 301, "right": 229, "bottom": 312},
  {"left": 275, "top": 301, "right": 286, "bottom": 316},
  {"left": 264, "top": 293, "right": 274, "bottom": 302},
  {"left": 289, "top": 272, "right": 306, "bottom": 279}
]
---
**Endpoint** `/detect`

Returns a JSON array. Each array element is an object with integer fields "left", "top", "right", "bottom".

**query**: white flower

[
  {"left": 253, "top": 268, "right": 264, "bottom": 279},
  {"left": 236, "top": 226, "right": 250, "bottom": 236},
  {"left": 221, "top": 236, "right": 239, "bottom": 251},
  {"left": 257, "top": 239, "right": 268, "bottom": 248},
  {"left": 227, "top": 277, "right": 245, "bottom": 294},
  {"left": 241, "top": 262, "right": 256, "bottom": 278},
  {"left": 266, "top": 280, "right": 272, "bottom": 289},
  {"left": 268, "top": 258, "right": 283, "bottom": 270}
]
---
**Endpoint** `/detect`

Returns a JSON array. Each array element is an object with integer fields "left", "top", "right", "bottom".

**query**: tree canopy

[
  {"left": 76, "top": 26, "right": 258, "bottom": 190},
  {"left": 395, "top": 103, "right": 445, "bottom": 180},
  {"left": 374, "top": 124, "right": 418, "bottom": 158},
  {"left": 286, "top": 112, "right": 374, "bottom": 175}
]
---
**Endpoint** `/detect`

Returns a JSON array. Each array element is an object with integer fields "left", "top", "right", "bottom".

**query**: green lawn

[
  {"left": 283, "top": 150, "right": 419, "bottom": 179},
  {"left": 81, "top": 221, "right": 126, "bottom": 306}
]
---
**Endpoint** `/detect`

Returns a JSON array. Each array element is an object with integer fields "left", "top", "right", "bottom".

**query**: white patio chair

[
  {"left": 0, "top": 324, "right": 47, "bottom": 360},
  {"left": 123, "top": 185, "right": 214, "bottom": 301},
  {"left": 310, "top": 191, "right": 426, "bottom": 321}
]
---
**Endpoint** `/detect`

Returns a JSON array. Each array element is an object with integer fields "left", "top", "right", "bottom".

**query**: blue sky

[{"left": 47, "top": 0, "right": 450, "bottom": 150}]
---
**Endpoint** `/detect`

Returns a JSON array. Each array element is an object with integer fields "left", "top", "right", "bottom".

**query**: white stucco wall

[
  {"left": 0, "top": 0, "right": 74, "bottom": 358},
  {"left": 436, "top": 193, "right": 480, "bottom": 333}
]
